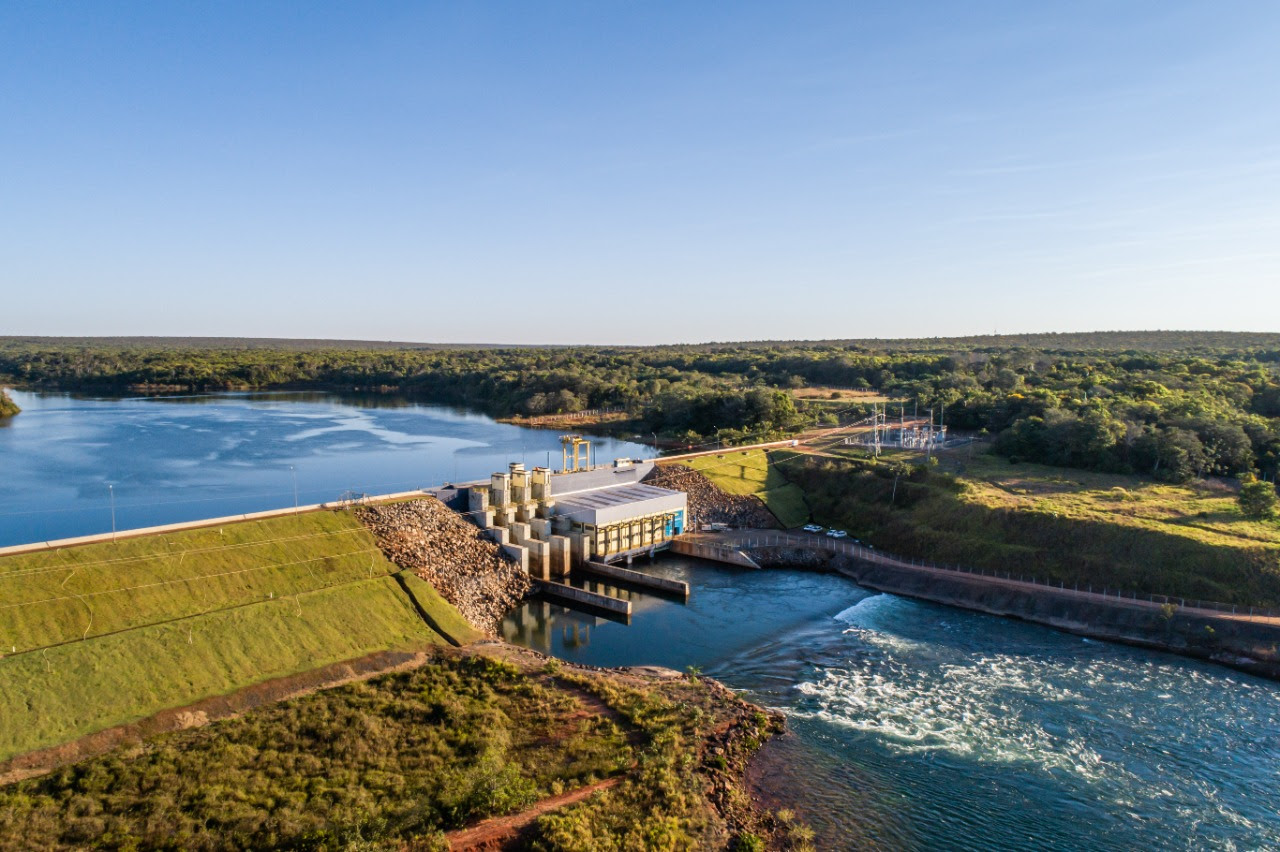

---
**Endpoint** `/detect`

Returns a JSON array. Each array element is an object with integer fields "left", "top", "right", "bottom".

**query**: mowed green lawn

[
  {"left": 0, "top": 509, "right": 481, "bottom": 762},
  {"left": 683, "top": 449, "right": 811, "bottom": 528},
  {"left": 0, "top": 511, "right": 391, "bottom": 653},
  {"left": 0, "top": 576, "right": 449, "bottom": 761}
]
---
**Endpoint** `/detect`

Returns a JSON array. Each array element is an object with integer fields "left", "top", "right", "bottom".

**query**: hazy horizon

[
  {"left": 5, "top": 329, "right": 1279, "bottom": 350},
  {"left": 4, "top": 3, "right": 1278, "bottom": 343}
]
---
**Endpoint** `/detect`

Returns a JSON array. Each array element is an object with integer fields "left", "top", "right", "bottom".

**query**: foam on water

[
  {"left": 778, "top": 594, "right": 1280, "bottom": 848},
  {"left": 794, "top": 654, "right": 1113, "bottom": 781},
  {"left": 833, "top": 591, "right": 894, "bottom": 627}
]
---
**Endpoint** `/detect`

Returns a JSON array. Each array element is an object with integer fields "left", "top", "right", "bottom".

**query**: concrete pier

[
  {"left": 535, "top": 580, "right": 632, "bottom": 619},
  {"left": 580, "top": 561, "right": 690, "bottom": 598}
]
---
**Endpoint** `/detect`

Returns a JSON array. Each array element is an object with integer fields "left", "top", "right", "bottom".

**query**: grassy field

[
  {"left": 952, "top": 451, "right": 1280, "bottom": 551},
  {"left": 0, "top": 511, "right": 394, "bottom": 652},
  {"left": 780, "top": 449, "right": 1280, "bottom": 607},
  {"left": 683, "top": 450, "right": 811, "bottom": 528},
  {"left": 0, "top": 508, "right": 487, "bottom": 763},
  {"left": 0, "top": 575, "right": 449, "bottom": 761},
  {"left": 788, "top": 387, "right": 891, "bottom": 402},
  {"left": 819, "top": 444, "right": 1280, "bottom": 551}
]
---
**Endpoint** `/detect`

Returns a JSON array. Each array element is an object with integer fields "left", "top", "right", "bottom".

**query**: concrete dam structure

[{"left": 465, "top": 459, "right": 687, "bottom": 581}]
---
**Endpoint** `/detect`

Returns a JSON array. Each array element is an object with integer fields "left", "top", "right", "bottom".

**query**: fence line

[{"left": 720, "top": 532, "right": 1280, "bottom": 621}]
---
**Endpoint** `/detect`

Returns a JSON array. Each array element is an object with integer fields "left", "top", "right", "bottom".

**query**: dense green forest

[{"left": 2, "top": 333, "right": 1278, "bottom": 483}]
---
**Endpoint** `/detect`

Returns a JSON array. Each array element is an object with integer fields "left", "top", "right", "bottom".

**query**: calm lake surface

[
  {"left": 0, "top": 390, "right": 651, "bottom": 547},
  {"left": 4, "top": 390, "right": 1276, "bottom": 849},
  {"left": 503, "top": 558, "right": 1280, "bottom": 851}
]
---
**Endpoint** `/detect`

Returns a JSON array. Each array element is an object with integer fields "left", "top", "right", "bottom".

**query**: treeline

[
  {"left": 2, "top": 336, "right": 1278, "bottom": 481},
  {"left": 0, "top": 344, "right": 812, "bottom": 442}
]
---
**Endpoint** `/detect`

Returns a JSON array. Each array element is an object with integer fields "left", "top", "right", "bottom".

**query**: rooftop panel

[{"left": 554, "top": 482, "right": 680, "bottom": 511}]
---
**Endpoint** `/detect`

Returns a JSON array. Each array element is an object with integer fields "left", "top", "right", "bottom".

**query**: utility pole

[
  {"left": 290, "top": 465, "right": 298, "bottom": 513},
  {"left": 108, "top": 484, "right": 116, "bottom": 542}
]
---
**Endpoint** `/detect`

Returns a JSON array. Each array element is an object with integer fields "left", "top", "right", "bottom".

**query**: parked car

[
  {"left": 826, "top": 529, "right": 848, "bottom": 539},
  {"left": 803, "top": 524, "right": 824, "bottom": 533}
]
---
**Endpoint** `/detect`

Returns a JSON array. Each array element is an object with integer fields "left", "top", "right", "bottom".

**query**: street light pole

[
  {"left": 289, "top": 465, "right": 298, "bottom": 513},
  {"left": 108, "top": 484, "right": 116, "bottom": 542}
]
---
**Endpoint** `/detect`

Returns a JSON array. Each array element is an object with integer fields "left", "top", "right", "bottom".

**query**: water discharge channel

[{"left": 504, "top": 556, "right": 1280, "bottom": 850}]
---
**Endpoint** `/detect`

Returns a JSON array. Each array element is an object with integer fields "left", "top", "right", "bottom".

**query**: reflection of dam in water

[{"left": 501, "top": 571, "right": 682, "bottom": 653}]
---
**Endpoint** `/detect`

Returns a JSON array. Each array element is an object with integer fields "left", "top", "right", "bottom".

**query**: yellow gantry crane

[{"left": 560, "top": 435, "right": 591, "bottom": 472}]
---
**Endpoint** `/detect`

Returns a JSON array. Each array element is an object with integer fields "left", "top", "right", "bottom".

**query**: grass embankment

[
  {"left": 0, "top": 510, "right": 475, "bottom": 762},
  {"left": 0, "top": 577, "right": 445, "bottom": 761},
  {"left": 781, "top": 450, "right": 1280, "bottom": 607},
  {"left": 683, "top": 450, "right": 811, "bottom": 528},
  {"left": 0, "top": 652, "right": 811, "bottom": 851},
  {"left": 1, "top": 512, "right": 400, "bottom": 651}
]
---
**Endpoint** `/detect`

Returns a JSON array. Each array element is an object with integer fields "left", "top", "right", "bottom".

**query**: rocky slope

[
  {"left": 643, "top": 463, "right": 779, "bottom": 529},
  {"left": 356, "top": 499, "right": 530, "bottom": 633}
]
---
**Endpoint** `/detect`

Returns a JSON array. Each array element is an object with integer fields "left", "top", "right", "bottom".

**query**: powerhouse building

[
  {"left": 554, "top": 481, "right": 686, "bottom": 558},
  {"left": 466, "top": 460, "right": 686, "bottom": 578}
]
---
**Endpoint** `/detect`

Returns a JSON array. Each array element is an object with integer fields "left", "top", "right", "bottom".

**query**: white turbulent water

[{"left": 768, "top": 594, "right": 1280, "bottom": 850}]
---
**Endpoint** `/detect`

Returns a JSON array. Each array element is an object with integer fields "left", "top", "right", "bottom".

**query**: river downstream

[{"left": 504, "top": 558, "right": 1280, "bottom": 850}]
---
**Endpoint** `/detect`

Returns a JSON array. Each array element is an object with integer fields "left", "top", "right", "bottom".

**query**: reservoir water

[
  {"left": 504, "top": 558, "right": 1280, "bottom": 850},
  {"left": 3, "top": 389, "right": 1276, "bottom": 848},
  {"left": 0, "top": 390, "right": 651, "bottom": 547}
]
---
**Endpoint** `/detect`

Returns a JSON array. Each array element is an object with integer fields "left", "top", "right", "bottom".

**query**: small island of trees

[{"left": 0, "top": 389, "right": 19, "bottom": 418}]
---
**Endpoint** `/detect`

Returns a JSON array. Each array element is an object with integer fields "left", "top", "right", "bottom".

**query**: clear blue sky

[{"left": 3, "top": 2, "right": 1277, "bottom": 344}]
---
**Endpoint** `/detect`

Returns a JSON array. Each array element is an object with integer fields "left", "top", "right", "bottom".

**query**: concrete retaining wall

[
  {"left": 839, "top": 560, "right": 1280, "bottom": 679},
  {"left": 670, "top": 539, "right": 761, "bottom": 569},
  {"left": 581, "top": 561, "right": 690, "bottom": 597},
  {"left": 535, "top": 581, "right": 632, "bottom": 616}
]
